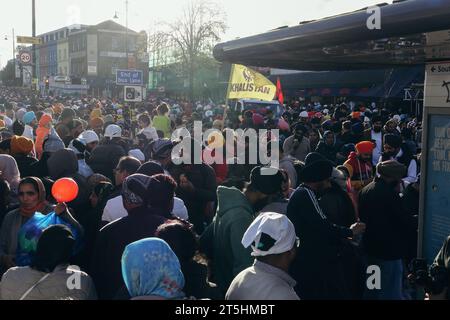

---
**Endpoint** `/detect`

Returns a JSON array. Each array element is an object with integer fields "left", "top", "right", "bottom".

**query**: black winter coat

[
  {"left": 359, "top": 178, "right": 417, "bottom": 260},
  {"left": 87, "top": 141, "right": 127, "bottom": 182}
]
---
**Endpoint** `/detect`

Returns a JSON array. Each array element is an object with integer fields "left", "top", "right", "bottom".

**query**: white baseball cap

[
  {"left": 79, "top": 130, "right": 99, "bottom": 144},
  {"left": 300, "top": 111, "right": 309, "bottom": 118},
  {"left": 128, "top": 149, "right": 145, "bottom": 162},
  {"left": 242, "top": 212, "right": 297, "bottom": 257},
  {"left": 104, "top": 124, "right": 122, "bottom": 138}
]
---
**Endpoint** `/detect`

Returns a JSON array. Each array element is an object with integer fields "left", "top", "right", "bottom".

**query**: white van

[{"left": 234, "top": 99, "right": 285, "bottom": 118}]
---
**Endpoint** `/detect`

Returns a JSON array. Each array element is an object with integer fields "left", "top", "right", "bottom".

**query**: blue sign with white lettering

[
  {"left": 423, "top": 114, "right": 450, "bottom": 263},
  {"left": 116, "top": 69, "right": 143, "bottom": 86}
]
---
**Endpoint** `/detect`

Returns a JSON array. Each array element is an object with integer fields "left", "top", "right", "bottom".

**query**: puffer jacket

[{"left": 344, "top": 152, "right": 373, "bottom": 192}]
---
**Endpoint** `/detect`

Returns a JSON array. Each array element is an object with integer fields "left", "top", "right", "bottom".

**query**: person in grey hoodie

[{"left": 199, "top": 166, "right": 284, "bottom": 297}]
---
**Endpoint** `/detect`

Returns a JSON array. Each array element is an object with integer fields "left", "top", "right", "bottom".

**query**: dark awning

[
  {"left": 214, "top": 0, "right": 450, "bottom": 71},
  {"left": 270, "top": 66, "right": 424, "bottom": 98}
]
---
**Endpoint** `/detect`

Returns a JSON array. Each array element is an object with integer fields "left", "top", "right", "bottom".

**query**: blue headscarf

[{"left": 121, "top": 238, "right": 185, "bottom": 299}]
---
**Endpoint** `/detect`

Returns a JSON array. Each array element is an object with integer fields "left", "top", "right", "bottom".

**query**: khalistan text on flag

[{"left": 226, "top": 64, "right": 276, "bottom": 101}]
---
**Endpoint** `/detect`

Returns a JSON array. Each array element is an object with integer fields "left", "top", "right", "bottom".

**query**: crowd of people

[{"left": 0, "top": 85, "right": 435, "bottom": 300}]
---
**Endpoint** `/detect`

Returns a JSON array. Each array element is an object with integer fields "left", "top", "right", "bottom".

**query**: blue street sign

[{"left": 116, "top": 69, "right": 143, "bottom": 86}]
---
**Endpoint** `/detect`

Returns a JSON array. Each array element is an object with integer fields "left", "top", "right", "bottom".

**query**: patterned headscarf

[
  {"left": 121, "top": 238, "right": 185, "bottom": 299},
  {"left": 122, "top": 174, "right": 154, "bottom": 206}
]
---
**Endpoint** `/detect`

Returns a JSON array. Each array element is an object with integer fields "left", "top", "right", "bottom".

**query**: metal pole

[
  {"left": 125, "top": 0, "right": 129, "bottom": 69},
  {"left": 32, "top": 0, "right": 36, "bottom": 85},
  {"left": 12, "top": 28, "right": 15, "bottom": 63},
  {"left": 12, "top": 28, "right": 17, "bottom": 86}
]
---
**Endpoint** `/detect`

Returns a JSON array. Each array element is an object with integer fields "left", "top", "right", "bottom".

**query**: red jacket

[
  {"left": 344, "top": 152, "right": 373, "bottom": 192},
  {"left": 203, "top": 148, "right": 228, "bottom": 184}
]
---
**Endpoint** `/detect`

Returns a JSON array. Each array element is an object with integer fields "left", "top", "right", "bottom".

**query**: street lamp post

[
  {"left": 31, "top": 0, "right": 38, "bottom": 106},
  {"left": 126, "top": 0, "right": 129, "bottom": 69},
  {"left": 12, "top": 29, "right": 16, "bottom": 66},
  {"left": 3, "top": 29, "right": 17, "bottom": 85},
  {"left": 114, "top": 0, "right": 130, "bottom": 69},
  {"left": 32, "top": 0, "right": 36, "bottom": 88}
]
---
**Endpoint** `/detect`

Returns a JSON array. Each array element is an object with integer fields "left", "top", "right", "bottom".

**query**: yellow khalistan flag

[{"left": 226, "top": 64, "right": 276, "bottom": 101}]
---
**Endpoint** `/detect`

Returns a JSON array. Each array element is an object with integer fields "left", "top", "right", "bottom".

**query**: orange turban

[
  {"left": 39, "top": 114, "right": 53, "bottom": 127},
  {"left": 356, "top": 141, "right": 375, "bottom": 154},
  {"left": 10, "top": 136, "right": 34, "bottom": 155},
  {"left": 352, "top": 112, "right": 361, "bottom": 119},
  {"left": 52, "top": 104, "right": 63, "bottom": 115},
  {"left": 90, "top": 117, "right": 104, "bottom": 129}
]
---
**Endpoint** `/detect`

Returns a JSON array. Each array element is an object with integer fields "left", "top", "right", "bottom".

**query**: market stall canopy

[{"left": 214, "top": 0, "right": 450, "bottom": 71}]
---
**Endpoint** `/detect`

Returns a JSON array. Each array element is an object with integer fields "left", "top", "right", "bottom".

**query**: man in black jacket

[
  {"left": 88, "top": 124, "right": 127, "bottom": 182},
  {"left": 287, "top": 152, "right": 366, "bottom": 299},
  {"left": 315, "top": 130, "right": 338, "bottom": 165},
  {"left": 381, "top": 134, "right": 418, "bottom": 187},
  {"left": 168, "top": 138, "right": 217, "bottom": 234},
  {"left": 359, "top": 160, "right": 417, "bottom": 300}
]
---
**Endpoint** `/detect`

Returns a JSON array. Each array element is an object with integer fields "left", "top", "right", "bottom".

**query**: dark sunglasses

[{"left": 19, "top": 191, "right": 37, "bottom": 197}]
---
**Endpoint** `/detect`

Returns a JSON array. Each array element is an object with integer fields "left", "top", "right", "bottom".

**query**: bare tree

[{"left": 163, "top": 0, "right": 227, "bottom": 100}]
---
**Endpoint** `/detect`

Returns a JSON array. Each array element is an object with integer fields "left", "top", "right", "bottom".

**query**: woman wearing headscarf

[
  {"left": 121, "top": 238, "right": 186, "bottom": 300},
  {"left": 315, "top": 130, "right": 339, "bottom": 165},
  {"left": 156, "top": 220, "right": 221, "bottom": 299},
  {"left": 0, "top": 177, "right": 54, "bottom": 273},
  {"left": 0, "top": 173, "right": 84, "bottom": 271},
  {"left": 0, "top": 225, "right": 97, "bottom": 300},
  {"left": 0, "top": 154, "right": 20, "bottom": 195},
  {"left": 35, "top": 113, "right": 53, "bottom": 160}
]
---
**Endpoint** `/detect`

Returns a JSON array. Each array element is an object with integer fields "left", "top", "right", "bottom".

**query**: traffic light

[{"left": 45, "top": 78, "right": 49, "bottom": 90}]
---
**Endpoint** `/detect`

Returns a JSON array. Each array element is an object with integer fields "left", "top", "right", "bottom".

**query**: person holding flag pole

[{"left": 223, "top": 64, "right": 277, "bottom": 129}]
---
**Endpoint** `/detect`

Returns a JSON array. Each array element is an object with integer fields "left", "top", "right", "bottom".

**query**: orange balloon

[{"left": 52, "top": 178, "right": 79, "bottom": 203}]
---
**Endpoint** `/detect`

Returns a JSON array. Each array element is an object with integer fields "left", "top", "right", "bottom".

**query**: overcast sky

[{"left": 0, "top": 0, "right": 390, "bottom": 69}]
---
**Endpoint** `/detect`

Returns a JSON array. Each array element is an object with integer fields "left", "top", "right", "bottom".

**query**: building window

[
  {"left": 64, "top": 49, "right": 67, "bottom": 59},
  {"left": 112, "top": 37, "right": 119, "bottom": 50},
  {"left": 64, "top": 66, "right": 68, "bottom": 75}
]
